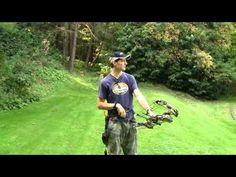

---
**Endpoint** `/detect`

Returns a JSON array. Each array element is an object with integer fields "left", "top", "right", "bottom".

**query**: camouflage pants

[{"left": 106, "top": 118, "right": 137, "bottom": 155}]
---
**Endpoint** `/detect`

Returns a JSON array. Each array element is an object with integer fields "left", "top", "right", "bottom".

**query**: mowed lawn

[{"left": 0, "top": 74, "right": 235, "bottom": 154}]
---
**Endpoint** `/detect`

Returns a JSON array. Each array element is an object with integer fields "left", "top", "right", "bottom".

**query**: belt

[{"left": 108, "top": 116, "right": 135, "bottom": 123}]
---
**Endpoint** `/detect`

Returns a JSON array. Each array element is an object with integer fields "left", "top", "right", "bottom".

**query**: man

[{"left": 97, "top": 51, "right": 156, "bottom": 155}]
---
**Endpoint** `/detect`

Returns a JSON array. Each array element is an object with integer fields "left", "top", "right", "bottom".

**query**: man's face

[{"left": 114, "top": 58, "right": 127, "bottom": 71}]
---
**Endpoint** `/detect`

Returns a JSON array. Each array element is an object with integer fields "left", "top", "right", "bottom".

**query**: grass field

[{"left": 0, "top": 73, "right": 235, "bottom": 154}]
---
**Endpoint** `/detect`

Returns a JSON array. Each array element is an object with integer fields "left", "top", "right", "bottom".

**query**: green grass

[
  {"left": 0, "top": 74, "right": 235, "bottom": 154},
  {"left": 0, "top": 74, "right": 104, "bottom": 154},
  {"left": 136, "top": 83, "right": 236, "bottom": 154}
]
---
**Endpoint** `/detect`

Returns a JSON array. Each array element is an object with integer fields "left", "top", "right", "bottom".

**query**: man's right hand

[{"left": 115, "top": 103, "right": 126, "bottom": 118}]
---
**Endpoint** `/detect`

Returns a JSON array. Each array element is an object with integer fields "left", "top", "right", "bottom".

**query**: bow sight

[{"left": 135, "top": 99, "right": 179, "bottom": 128}]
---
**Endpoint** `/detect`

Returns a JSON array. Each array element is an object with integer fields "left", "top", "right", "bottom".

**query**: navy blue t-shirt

[{"left": 98, "top": 72, "right": 138, "bottom": 120}]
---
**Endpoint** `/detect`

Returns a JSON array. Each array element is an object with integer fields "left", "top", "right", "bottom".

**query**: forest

[{"left": 0, "top": 22, "right": 235, "bottom": 154}]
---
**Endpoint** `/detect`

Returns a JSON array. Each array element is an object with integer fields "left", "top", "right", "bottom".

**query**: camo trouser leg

[
  {"left": 107, "top": 119, "right": 137, "bottom": 155},
  {"left": 122, "top": 121, "right": 137, "bottom": 155}
]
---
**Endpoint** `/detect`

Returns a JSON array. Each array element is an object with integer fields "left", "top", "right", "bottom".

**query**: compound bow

[{"left": 135, "top": 99, "right": 179, "bottom": 128}]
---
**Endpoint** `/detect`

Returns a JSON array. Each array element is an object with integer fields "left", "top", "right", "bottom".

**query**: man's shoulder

[
  {"left": 100, "top": 74, "right": 112, "bottom": 83},
  {"left": 123, "top": 72, "right": 135, "bottom": 79}
]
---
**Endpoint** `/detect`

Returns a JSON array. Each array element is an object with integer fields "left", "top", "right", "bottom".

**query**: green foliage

[
  {"left": 0, "top": 61, "right": 67, "bottom": 110},
  {"left": 98, "top": 63, "right": 110, "bottom": 75},
  {"left": 0, "top": 56, "right": 66, "bottom": 110},
  {"left": 0, "top": 23, "right": 67, "bottom": 111},
  {"left": 1, "top": 22, "right": 236, "bottom": 108},
  {"left": 0, "top": 23, "right": 16, "bottom": 32},
  {"left": 0, "top": 52, "right": 8, "bottom": 77},
  {"left": 74, "top": 59, "right": 86, "bottom": 71},
  {"left": 0, "top": 26, "right": 52, "bottom": 64},
  {"left": 100, "top": 22, "right": 236, "bottom": 100}
]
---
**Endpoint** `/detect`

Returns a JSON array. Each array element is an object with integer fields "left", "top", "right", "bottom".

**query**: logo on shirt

[{"left": 112, "top": 82, "right": 129, "bottom": 95}]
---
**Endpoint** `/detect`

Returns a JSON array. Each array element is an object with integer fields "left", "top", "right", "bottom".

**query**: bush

[
  {"left": 0, "top": 23, "right": 69, "bottom": 110},
  {"left": 106, "top": 22, "right": 235, "bottom": 100}
]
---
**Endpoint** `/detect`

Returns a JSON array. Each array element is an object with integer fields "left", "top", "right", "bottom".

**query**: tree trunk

[
  {"left": 69, "top": 23, "right": 73, "bottom": 58},
  {"left": 69, "top": 23, "right": 78, "bottom": 72},
  {"left": 63, "top": 22, "right": 68, "bottom": 67},
  {"left": 85, "top": 40, "right": 93, "bottom": 69}
]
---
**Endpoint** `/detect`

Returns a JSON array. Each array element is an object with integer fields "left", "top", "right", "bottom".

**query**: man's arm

[
  {"left": 97, "top": 97, "right": 116, "bottom": 110},
  {"left": 97, "top": 97, "right": 126, "bottom": 118},
  {"left": 133, "top": 88, "right": 151, "bottom": 111},
  {"left": 133, "top": 88, "right": 156, "bottom": 116}
]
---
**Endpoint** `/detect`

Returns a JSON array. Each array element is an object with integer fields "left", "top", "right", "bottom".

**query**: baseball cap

[{"left": 109, "top": 51, "right": 131, "bottom": 62}]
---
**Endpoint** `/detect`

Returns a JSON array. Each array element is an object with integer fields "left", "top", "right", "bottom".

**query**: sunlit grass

[{"left": 0, "top": 74, "right": 235, "bottom": 154}]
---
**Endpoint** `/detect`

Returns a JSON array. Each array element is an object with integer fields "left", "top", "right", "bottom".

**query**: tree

[
  {"left": 63, "top": 22, "right": 69, "bottom": 66},
  {"left": 68, "top": 23, "right": 78, "bottom": 72}
]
